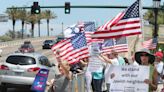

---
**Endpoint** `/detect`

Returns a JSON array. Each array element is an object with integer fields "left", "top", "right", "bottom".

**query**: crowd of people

[{"left": 46, "top": 46, "right": 164, "bottom": 92}]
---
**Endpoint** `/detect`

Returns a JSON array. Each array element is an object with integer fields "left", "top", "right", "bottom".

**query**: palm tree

[
  {"left": 144, "top": 10, "right": 154, "bottom": 25},
  {"left": 17, "top": 8, "right": 27, "bottom": 39},
  {"left": 26, "top": 12, "right": 38, "bottom": 38},
  {"left": 36, "top": 13, "right": 44, "bottom": 37},
  {"left": 6, "top": 7, "right": 19, "bottom": 39},
  {"left": 43, "top": 10, "right": 57, "bottom": 36},
  {"left": 144, "top": 9, "right": 164, "bottom": 37}
]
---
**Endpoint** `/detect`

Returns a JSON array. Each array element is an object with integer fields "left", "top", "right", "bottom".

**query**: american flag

[
  {"left": 92, "top": 0, "right": 141, "bottom": 39},
  {"left": 142, "top": 38, "right": 157, "bottom": 50},
  {"left": 78, "top": 21, "right": 104, "bottom": 44},
  {"left": 101, "top": 37, "right": 128, "bottom": 54},
  {"left": 51, "top": 32, "right": 89, "bottom": 64},
  {"left": 81, "top": 21, "right": 95, "bottom": 43}
]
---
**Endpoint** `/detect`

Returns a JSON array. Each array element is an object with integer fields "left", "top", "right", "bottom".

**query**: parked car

[
  {"left": 24, "top": 41, "right": 31, "bottom": 44},
  {"left": 42, "top": 40, "right": 56, "bottom": 49},
  {"left": 0, "top": 52, "right": 56, "bottom": 91},
  {"left": 56, "top": 36, "right": 65, "bottom": 43},
  {"left": 19, "top": 44, "right": 35, "bottom": 53}
]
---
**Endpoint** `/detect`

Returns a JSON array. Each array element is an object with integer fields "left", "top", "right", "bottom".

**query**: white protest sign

[
  {"left": 87, "top": 56, "right": 104, "bottom": 72},
  {"left": 106, "top": 65, "right": 149, "bottom": 92},
  {"left": 90, "top": 43, "right": 101, "bottom": 56}
]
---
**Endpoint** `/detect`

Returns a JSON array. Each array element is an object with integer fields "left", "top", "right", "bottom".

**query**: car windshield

[
  {"left": 57, "top": 37, "right": 64, "bottom": 42},
  {"left": 6, "top": 56, "right": 36, "bottom": 65},
  {"left": 57, "top": 37, "right": 64, "bottom": 40},
  {"left": 24, "top": 41, "right": 31, "bottom": 44},
  {"left": 20, "top": 44, "right": 33, "bottom": 48},
  {"left": 21, "top": 45, "right": 30, "bottom": 48},
  {"left": 44, "top": 40, "right": 53, "bottom": 43}
]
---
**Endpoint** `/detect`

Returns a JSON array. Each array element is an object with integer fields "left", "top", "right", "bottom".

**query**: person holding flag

[
  {"left": 99, "top": 50, "right": 119, "bottom": 92},
  {"left": 85, "top": 42, "right": 106, "bottom": 92},
  {"left": 47, "top": 50, "right": 72, "bottom": 92}
]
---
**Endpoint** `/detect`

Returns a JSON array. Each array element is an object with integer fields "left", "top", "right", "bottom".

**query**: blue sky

[{"left": 0, "top": 0, "right": 163, "bottom": 37}]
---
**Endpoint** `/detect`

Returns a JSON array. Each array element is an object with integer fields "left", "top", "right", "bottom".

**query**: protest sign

[
  {"left": 31, "top": 69, "right": 49, "bottom": 92},
  {"left": 87, "top": 56, "right": 104, "bottom": 72},
  {"left": 90, "top": 42, "right": 101, "bottom": 56},
  {"left": 106, "top": 65, "right": 149, "bottom": 92}
]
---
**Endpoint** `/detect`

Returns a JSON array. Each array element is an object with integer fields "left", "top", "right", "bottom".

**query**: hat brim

[{"left": 135, "top": 51, "right": 155, "bottom": 64}]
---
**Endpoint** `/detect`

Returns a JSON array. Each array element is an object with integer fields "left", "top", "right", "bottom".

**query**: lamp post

[
  {"left": 50, "top": 28, "right": 53, "bottom": 36},
  {"left": 62, "top": 22, "right": 64, "bottom": 35},
  {"left": 153, "top": 0, "right": 161, "bottom": 38}
]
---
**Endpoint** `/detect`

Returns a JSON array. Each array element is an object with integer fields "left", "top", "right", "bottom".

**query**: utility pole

[
  {"left": 153, "top": 0, "right": 161, "bottom": 38},
  {"left": 62, "top": 22, "right": 64, "bottom": 35}
]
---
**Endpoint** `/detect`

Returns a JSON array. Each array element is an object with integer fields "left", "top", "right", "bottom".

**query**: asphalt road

[{"left": 0, "top": 38, "right": 59, "bottom": 92}]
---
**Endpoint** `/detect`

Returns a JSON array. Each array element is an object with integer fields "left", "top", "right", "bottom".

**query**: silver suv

[{"left": 0, "top": 52, "right": 56, "bottom": 92}]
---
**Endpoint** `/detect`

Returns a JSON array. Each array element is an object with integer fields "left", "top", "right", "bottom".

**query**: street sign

[{"left": 0, "top": 14, "right": 8, "bottom": 22}]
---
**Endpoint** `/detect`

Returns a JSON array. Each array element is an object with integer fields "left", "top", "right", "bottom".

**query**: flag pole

[
  {"left": 139, "top": 0, "right": 144, "bottom": 41},
  {"left": 134, "top": 0, "right": 143, "bottom": 52}
]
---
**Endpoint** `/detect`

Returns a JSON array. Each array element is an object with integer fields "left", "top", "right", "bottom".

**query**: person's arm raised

[
  {"left": 56, "top": 51, "right": 72, "bottom": 80},
  {"left": 98, "top": 54, "right": 112, "bottom": 64}
]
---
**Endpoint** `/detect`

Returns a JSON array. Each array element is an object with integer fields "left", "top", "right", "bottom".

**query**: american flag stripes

[
  {"left": 92, "top": 0, "right": 141, "bottom": 39},
  {"left": 79, "top": 21, "right": 104, "bottom": 44},
  {"left": 142, "top": 38, "right": 157, "bottom": 50},
  {"left": 51, "top": 32, "right": 89, "bottom": 64},
  {"left": 82, "top": 22, "right": 96, "bottom": 43},
  {"left": 101, "top": 37, "right": 128, "bottom": 54}
]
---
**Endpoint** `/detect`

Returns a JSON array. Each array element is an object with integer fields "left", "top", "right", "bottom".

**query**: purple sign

[{"left": 31, "top": 69, "right": 49, "bottom": 92}]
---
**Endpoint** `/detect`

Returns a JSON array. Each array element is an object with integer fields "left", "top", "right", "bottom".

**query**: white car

[{"left": 0, "top": 52, "right": 56, "bottom": 92}]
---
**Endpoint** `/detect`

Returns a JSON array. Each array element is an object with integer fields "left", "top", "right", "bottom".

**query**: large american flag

[
  {"left": 101, "top": 37, "right": 128, "bottom": 54},
  {"left": 142, "top": 38, "right": 157, "bottom": 50},
  {"left": 51, "top": 32, "right": 89, "bottom": 64},
  {"left": 78, "top": 21, "right": 104, "bottom": 44},
  {"left": 92, "top": 0, "right": 141, "bottom": 39},
  {"left": 80, "top": 21, "right": 95, "bottom": 43}
]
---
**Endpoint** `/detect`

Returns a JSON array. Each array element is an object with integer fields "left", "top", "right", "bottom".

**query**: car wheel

[{"left": 1, "top": 84, "right": 7, "bottom": 92}]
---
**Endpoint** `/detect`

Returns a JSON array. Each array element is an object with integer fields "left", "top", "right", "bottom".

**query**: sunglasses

[{"left": 140, "top": 53, "right": 149, "bottom": 57}]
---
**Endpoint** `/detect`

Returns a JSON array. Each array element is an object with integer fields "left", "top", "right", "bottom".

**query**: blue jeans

[{"left": 91, "top": 78, "right": 103, "bottom": 92}]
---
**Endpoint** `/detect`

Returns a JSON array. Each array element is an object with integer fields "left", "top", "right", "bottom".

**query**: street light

[
  {"left": 50, "top": 28, "right": 53, "bottom": 36},
  {"left": 153, "top": 0, "right": 161, "bottom": 38},
  {"left": 62, "top": 22, "right": 64, "bottom": 35}
]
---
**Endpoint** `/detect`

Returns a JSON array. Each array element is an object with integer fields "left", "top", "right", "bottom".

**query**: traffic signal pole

[{"left": 7, "top": 5, "right": 160, "bottom": 10}]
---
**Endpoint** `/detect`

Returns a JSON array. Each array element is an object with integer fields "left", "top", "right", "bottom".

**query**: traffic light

[
  {"left": 65, "top": 2, "right": 70, "bottom": 14},
  {"left": 31, "top": 2, "right": 40, "bottom": 14}
]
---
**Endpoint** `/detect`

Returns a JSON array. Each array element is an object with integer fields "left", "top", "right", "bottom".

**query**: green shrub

[{"left": 0, "top": 36, "right": 12, "bottom": 42}]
